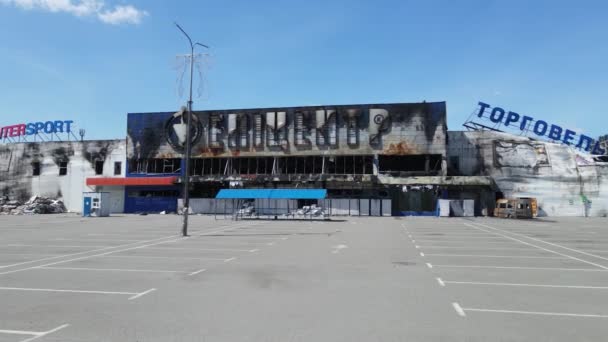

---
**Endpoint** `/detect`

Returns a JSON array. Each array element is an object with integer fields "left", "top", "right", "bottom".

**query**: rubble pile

[{"left": 0, "top": 196, "right": 67, "bottom": 215}]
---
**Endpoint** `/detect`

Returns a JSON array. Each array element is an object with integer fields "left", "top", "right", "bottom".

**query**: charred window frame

[
  {"left": 94, "top": 160, "right": 104, "bottom": 175},
  {"left": 378, "top": 154, "right": 442, "bottom": 176},
  {"left": 315, "top": 109, "right": 338, "bottom": 147},
  {"left": 187, "top": 155, "right": 373, "bottom": 176},
  {"left": 449, "top": 156, "right": 459, "bottom": 173},
  {"left": 127, "top": 190, "right": 179, "bottom": 198},
  {"left": 294, "top": 111, "right": 311, "bottom": 147},
  {"left": 32, "top": 162, "right": 41, "bottom": 176},
  {"left": 266, "top": 111, "right": 287, "bottom": 147},
  {"left": 114, "top": 162, "right": 122, "bottom": 175},
  {"left": 58, "top": 161, "right": 68, "bottom": 176},
  {"left": 128, "top": 159, "right": 181, "bottom": 174}
]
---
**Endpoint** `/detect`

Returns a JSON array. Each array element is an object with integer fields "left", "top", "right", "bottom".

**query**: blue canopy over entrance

[{"left": 215, "top": 188, "right": 327, "bottom": 200}]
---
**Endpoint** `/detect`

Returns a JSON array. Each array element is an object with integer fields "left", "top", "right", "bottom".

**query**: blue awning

[{"left": 215, "top": 189, "right": 327, "bottom": 199}]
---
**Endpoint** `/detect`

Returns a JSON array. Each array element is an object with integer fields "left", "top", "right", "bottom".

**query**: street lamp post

[{"left": 175, "top": 22, "right": 208, "bottom": 237}]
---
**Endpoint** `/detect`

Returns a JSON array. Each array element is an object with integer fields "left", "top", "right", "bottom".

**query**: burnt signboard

[{"left": 126, "top": 102, "right": 447, "bottom": 160}]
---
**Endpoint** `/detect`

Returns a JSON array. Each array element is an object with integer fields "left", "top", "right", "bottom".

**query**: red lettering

[
  {"left": 7, "top": 124, "right": 25, "bottom": 137},
  {"left": 16, "top": 124, "right": 26, "bottom": 136},
  {"left": 0, "top": 124, "right": 26, "bottom": 138}
]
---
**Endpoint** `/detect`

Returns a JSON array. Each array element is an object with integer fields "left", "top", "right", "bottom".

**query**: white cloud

[
  {"left": 98, "top": 5, "right": 146, "bottom": 25},
  {"left": 0, "top": 0, "right": 148, "bottom": 25}
]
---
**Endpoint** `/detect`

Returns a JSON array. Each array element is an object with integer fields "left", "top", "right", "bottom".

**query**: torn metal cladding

[{"left": 447, "top": 130, "right": 608, "bottom": 217}]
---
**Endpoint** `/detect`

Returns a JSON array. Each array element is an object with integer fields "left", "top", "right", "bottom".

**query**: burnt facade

[
  {"left": 0, "top": 140, "right": 126, "bottom": 212},
  {"left": 447, "top": 131, "right": 608, "bottom": 217},
  {"left": 125, "top": 102, "right": 448, "bottom": 214},
  {"left": 2, "top": 100, "right": 605, "bottom": 216}
]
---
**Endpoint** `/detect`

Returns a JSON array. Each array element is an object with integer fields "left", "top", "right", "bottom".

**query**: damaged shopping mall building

[{"left": 1, "top": 101, "right": 607, "bottom": 216}]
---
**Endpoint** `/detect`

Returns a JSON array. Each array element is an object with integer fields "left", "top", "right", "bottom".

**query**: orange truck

[{"left": 494, "top": 198, "right": 537, "bottom": 219}]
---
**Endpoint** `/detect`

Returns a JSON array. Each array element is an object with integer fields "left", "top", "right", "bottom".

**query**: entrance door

[{"left": 83, "top": 197, "right": 92, "bottom": 217}]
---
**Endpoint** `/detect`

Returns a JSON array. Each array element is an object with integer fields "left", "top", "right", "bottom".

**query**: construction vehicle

[{"left": 494, "top": 197, "right": 537, "bottom": 219}]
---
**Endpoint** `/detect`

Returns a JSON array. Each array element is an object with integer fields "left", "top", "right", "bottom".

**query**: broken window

[
  {"left": 294, "top": 112, "right": 311, "bottom": 146},
  {"left": 127, "top": 159, "right": 181, "bottom": 174},
  {"left": 378, "top": 155, "right": 442, "bottom": 175},
  {"left": 266, "top": 111, "right": 287, "bottom": 147},
  {"left": 449, "top": 156, "right": 459, "bottom": 172},
  {"left": 253, "top": 114, "right": 264, "bottom": 147},
  {"left": 227, "top": 114, "right": 248, "bottom": 149},
  {"left": 127, "top": 190, "right": 179, "bottom": 198},
  {"left": 209, "top": 114, "right": 224, "bottom": 149},
  {"left": 32, "top": 162, "right": 41, "bottom": 176},
  {"left": 114, "top": 162, "right": 122, "bottom": 175},
  {"left": 186, "top": 155, "right": 373, "bottom": 176},
  {"left": 315, "top": 109, "right": 337, "bottom": 146},
  {"left": 58, "top": 161, "right": 68, "bottom": 176},
  {"left": 94, "top": 160, "right": 104, "bottom": 175}
]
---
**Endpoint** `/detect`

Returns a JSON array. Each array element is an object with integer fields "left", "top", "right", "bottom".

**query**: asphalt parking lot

[{"left": 0, "top": 215, "right": 606, "bottom": 341}]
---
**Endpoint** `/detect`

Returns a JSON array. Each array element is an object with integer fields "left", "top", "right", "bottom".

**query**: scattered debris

[
  {"left": 0, "top": 196, "right": 67, "bottom": 215},
  {"left": 295, "top": 204, "right": 325, "bottom": 217}
]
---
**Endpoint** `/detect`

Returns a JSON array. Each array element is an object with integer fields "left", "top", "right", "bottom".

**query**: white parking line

[
  {"left": 249, "top": 249, "right": 259, "bottom": 253},
  {"left": 463, "top": 222, "right": 608, "bottom": 270},
  {"left": 0, "top": 223, "right": 261, "bottom": 277},
  {"left": 436, "top": 277, "right": 445, "bottom": 287},
  {"left": 100, "top": 255, "right": 225, "bottom": 261},
  {"left": 416, "top": 246, "right": 536, "bottom": 251},
  {"left": 0, "top": 323, "right": 70, "bottom": 342},
  {"left": 54, "top": 238, "right": 142, "bottom": 242},
  {"left": 0, "top": 253, "right": 56, "bottom": 256},
  {"left": 224, "top": 257, "right": 236, "bottom": 262},
  {"left": 412, "top": 240, "right": 524, "bottom": 244},
  {"left": 207, "top": 236, "right": 285, "bottom": 240},
  {"left": 5, "top": 244, "right": 110, "bottom": 248},
  {"left": 420, "top": 252, "right": 425, "bottom": 257},
  {"left": 411, "top": 233, "right": 480, "bottom": 236},
  {"left": 452, "top": 302, "right": 466, "bottom": 317},
  {"left": 128, "top": 288, "right": 156, "bottom": 300},
  {"left": 423, "top": 254, "right": 566, "bottom": 259},
  {"left": 426, "top": 262, "right": 433, "bottom": 269},
  {"left": 412, "top": 236, "right": 512, "bottom": 240},
  {"left": 460, "top": 307, "right": 608, "bottom": 318},
  {"left": 143, "top": 247, "right": 252, "bottom": 252},
  {"left": 442, "top": 280, "right": 608, "bottom": 289},
  {"left": 188, "top": 268, "right": 207, "bottom": 276},
  {"left": 38, "top": 266, "right": 184, "bottom": 273},
  {"left": 467, "top": 221, "right": 608, "bottom": 263},
  {"left": 0, "top": 236, "right": 184, "bottom": 276},
  {"left": 429, "top": 264, "right": 607, "bottom": 272},
  {"left": 0, "top": 286, "right": 140, "bottom": 296},
  {"left": 0, "top": 236, "right": 178, "bottom": 271}
]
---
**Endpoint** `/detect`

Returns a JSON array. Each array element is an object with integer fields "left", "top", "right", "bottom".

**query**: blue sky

[{"left": 0, "top": 0, "right": 606, "bottom": 139}]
